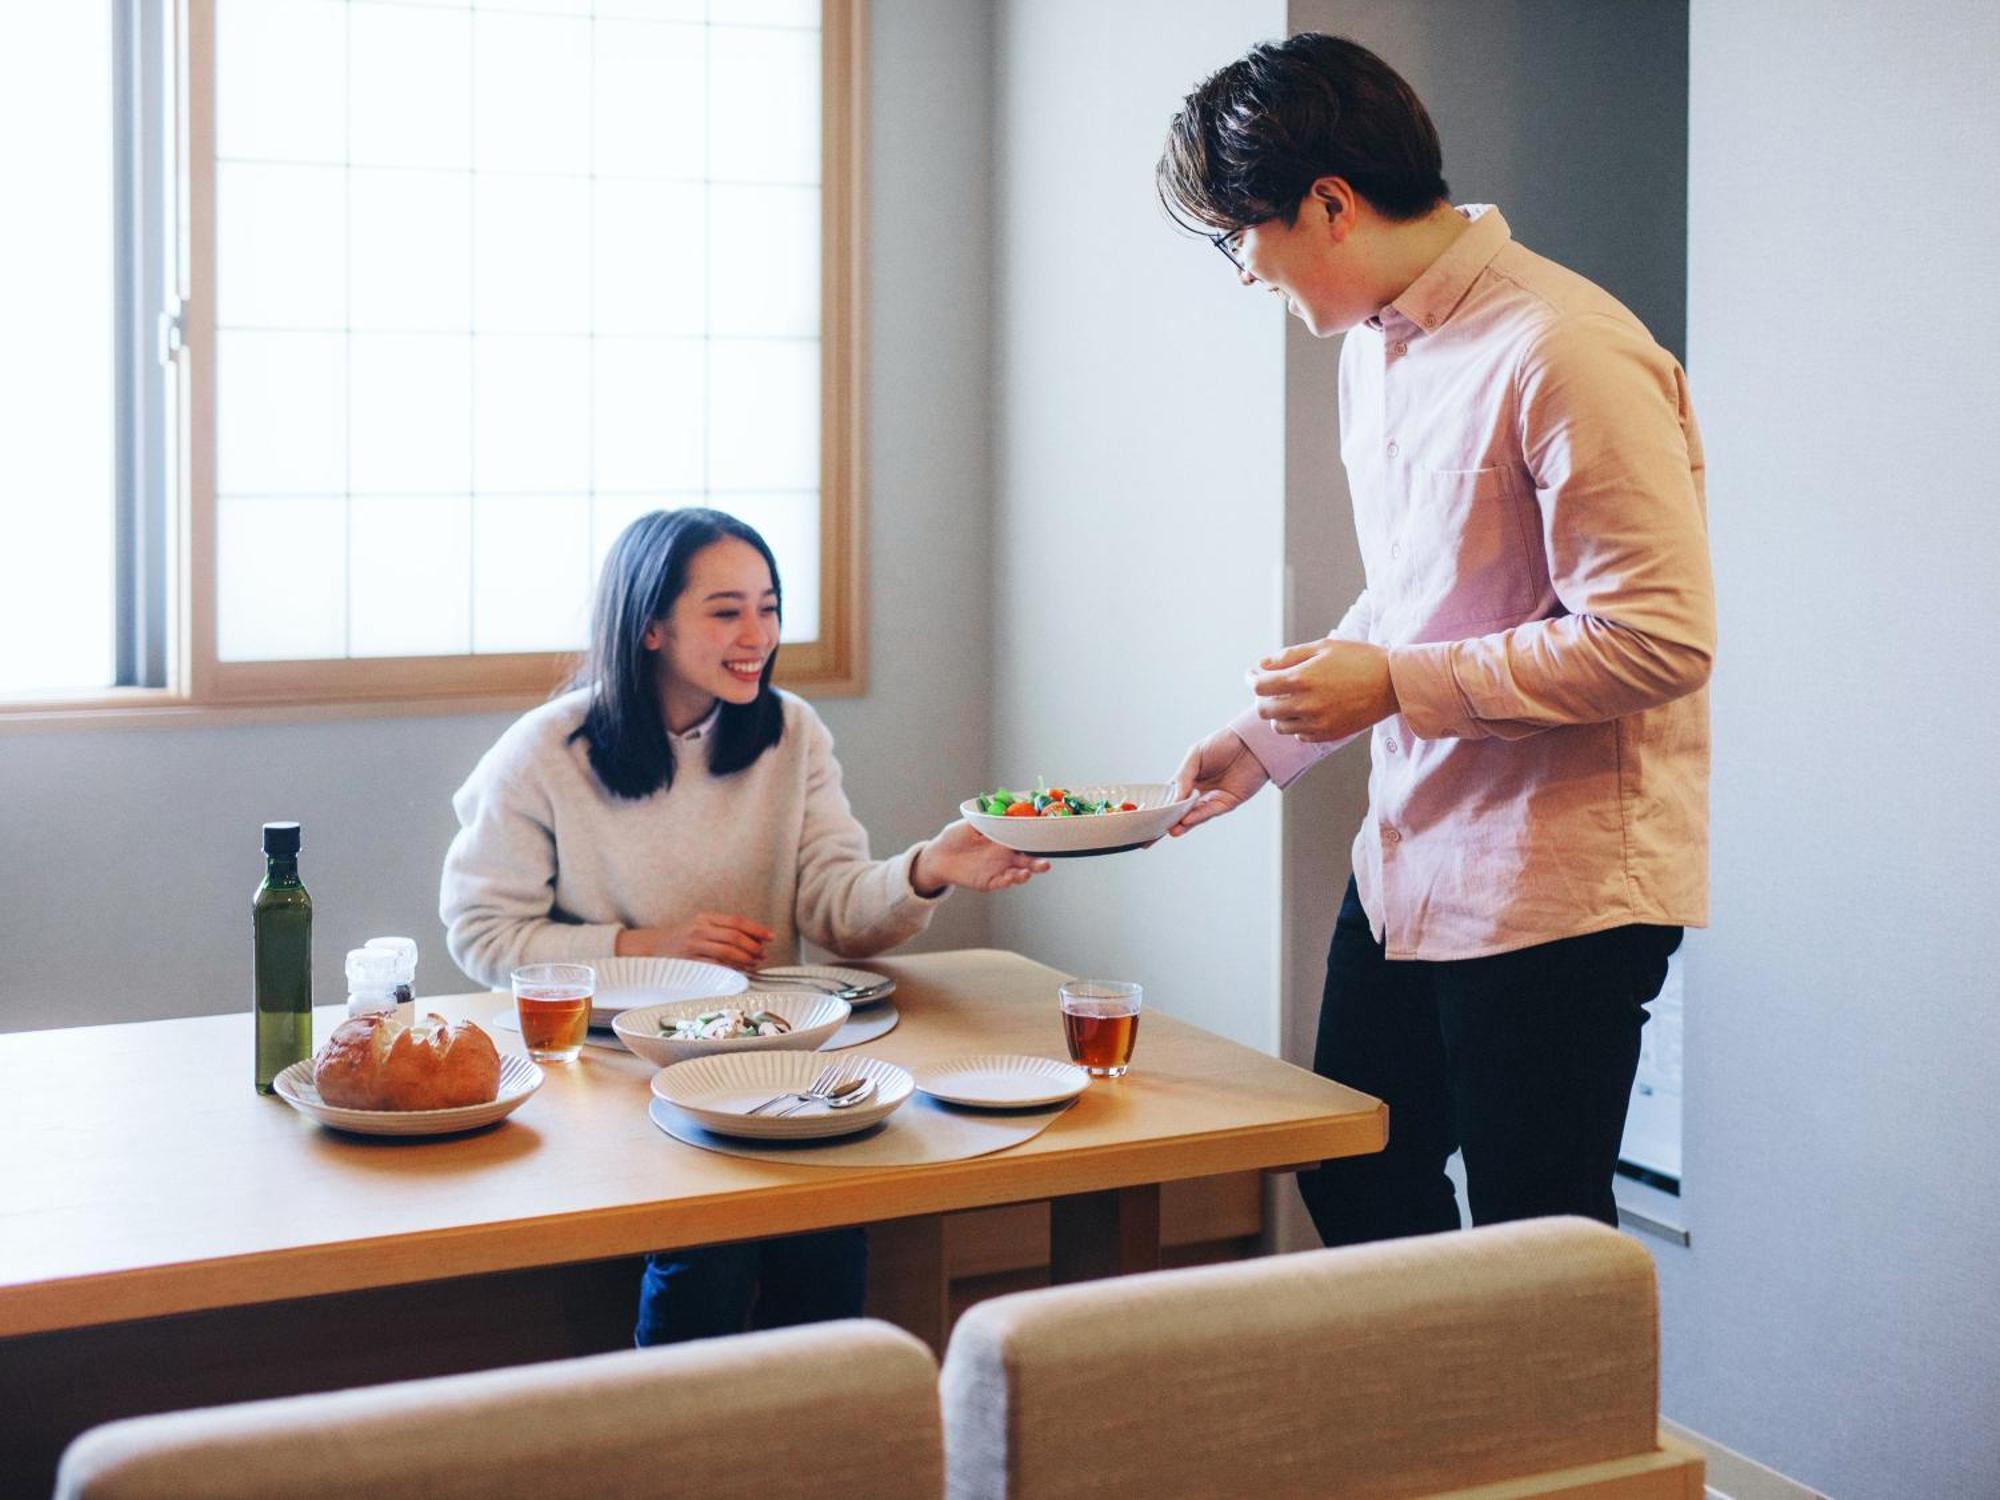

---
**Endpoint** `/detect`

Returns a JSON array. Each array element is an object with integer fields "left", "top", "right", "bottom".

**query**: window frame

[{"left": 3, "top": 0, "right": 867, "bottom": 728}]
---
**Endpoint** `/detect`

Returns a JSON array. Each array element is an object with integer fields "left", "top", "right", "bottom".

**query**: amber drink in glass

[
  {"left": 1060, "top": 980, "right": 1143, "bottom": 1078},
  {"left": 511, "top": 963, "right": 594, "bottom": 1063}
]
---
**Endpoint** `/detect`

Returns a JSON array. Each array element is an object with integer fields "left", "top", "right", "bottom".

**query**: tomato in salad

[{"left": 975, "top": 783, "right": 1143, "bottom": 818}]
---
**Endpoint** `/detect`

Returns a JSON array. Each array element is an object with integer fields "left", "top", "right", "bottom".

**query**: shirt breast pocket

[{"left": 1398, "top": 465, "right": 1541, "bottom": 641}]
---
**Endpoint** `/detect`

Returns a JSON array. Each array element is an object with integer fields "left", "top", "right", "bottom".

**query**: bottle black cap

[{"left": 262, "top": 821, "right": 301, "bottom": 857}]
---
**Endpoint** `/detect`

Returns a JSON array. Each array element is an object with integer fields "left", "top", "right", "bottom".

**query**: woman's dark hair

[
  {"left": 1157, "top": 33, "right": 1448, "bottom": 234},
  {"left": 568, "top": 507, "right": 785, "bottom": 800}
]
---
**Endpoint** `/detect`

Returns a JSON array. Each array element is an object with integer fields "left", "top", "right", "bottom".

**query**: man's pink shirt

[{"left": 1232, "top": 206, "right": 1713, "bottom": 960}]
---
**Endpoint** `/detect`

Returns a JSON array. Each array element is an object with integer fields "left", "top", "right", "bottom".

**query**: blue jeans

[{"left": 634, "top": 1227, "right": 869, "bottom": 1346}]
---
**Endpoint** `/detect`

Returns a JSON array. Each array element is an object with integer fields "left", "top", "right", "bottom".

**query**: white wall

[
  {"left": 986, "top": 0, "right": 1289, "bottom": 1051},
  {"left": 0, "top": 0, "right": 996, "bottom": 1033},
  {"left": 1665, "top": 4, "right": 2000, "bottom": 1495}
]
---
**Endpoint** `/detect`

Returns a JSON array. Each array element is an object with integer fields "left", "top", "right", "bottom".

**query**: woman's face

[{"left": 644, "top": 537, "right": 780, "bottom": 725}]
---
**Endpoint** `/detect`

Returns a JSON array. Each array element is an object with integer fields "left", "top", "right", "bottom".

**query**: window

[{"left": 2, "top": 0, "right": 864, "bottom": 720}]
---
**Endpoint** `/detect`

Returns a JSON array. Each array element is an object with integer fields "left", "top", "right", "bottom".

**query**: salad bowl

[
  {"left": 960, "top": 781, "right": 1198, "bottom": 857},
  {"left": 611, "top": 992, "right": 850, "bottom": 1066}
]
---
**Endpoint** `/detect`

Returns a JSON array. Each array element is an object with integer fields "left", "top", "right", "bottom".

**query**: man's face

[{"left": 1228, "top": 201, "right": 1376, "bottom": 338}]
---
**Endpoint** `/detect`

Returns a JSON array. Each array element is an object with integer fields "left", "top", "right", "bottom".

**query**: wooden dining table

[{"left": 0, "top": 947, "right": 1383, "bottom": 1492}]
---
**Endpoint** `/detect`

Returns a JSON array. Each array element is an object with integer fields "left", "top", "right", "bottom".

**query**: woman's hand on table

[
  {"left": 913, "top": 820, "right": 1051, "bottom": 897},
  {"left": 615, "top": 913, "right": 776, "bottom": 970}
]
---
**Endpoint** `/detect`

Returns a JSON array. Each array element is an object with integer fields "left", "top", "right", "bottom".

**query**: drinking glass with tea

[
  {"left": 511, "top": 962, "right": 594, "bottom": 1063},
  {"left": 1059, "top": 980, "right": 1143, "bottom": 1078}
]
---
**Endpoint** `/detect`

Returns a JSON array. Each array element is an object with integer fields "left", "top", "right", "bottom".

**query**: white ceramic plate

[
  {"left": 960, "top": 783, "right": 1198, "bottom": 857},
  {"left": 651, "top": 1051, "right": 914, "bottom": 1140},
  {"left": 612, "top": 992, "right": 850, "bottom": 1067},
  {"left": 582, "top": 956, "right": 748, "bottom": 1028},
  {"left": 755, "top": 964, "right": 896, "bottom": 1007},
  {"left": 911, "top": 1053, "right": 1090, "bottom": 1109},
  {"left": 272, "top": 1055, "right": 544, "bottom": 1137}
]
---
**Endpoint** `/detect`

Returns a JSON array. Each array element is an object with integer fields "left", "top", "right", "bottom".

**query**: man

[{"left": 1158, "top": 34, "right": 1712, "bottom": 1243}]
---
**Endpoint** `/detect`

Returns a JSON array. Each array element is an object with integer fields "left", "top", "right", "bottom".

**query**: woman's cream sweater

[{"left": 441, "top": 688, "right": 945, "bottom": 989}]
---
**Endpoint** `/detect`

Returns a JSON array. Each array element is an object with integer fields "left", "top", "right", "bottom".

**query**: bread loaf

[{"left": 312, "top": 1013, "right": 502, "bottom": 1110}]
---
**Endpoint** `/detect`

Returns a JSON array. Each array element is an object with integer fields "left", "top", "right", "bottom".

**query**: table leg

[
  {"left": 1048, "top": 1183, "right": 1162, "bottom": 1284},
  {"left": 864, "top": 1214, "right": 949, "bottom": 1354}
]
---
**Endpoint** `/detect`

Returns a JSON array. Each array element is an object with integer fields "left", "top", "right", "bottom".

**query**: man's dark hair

[
  {"left": 568, "top": 507, "right": 785, "bottom": 800},
  {"left": 1157, "top": 33, "right": 1448, "bottom": 233}
]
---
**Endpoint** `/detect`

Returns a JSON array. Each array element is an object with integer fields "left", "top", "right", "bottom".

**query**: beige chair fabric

[
  {"left": 940, "top": 1217, "right": 1663, "bottom": 1500},
  {"left": 56, "top": 1318, "right": 943, "bottom": 1500}
]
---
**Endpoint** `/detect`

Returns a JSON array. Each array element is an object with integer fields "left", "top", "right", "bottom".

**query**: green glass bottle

[{"left": 254, "top": 821, "right": 313, "bottom": 1093}]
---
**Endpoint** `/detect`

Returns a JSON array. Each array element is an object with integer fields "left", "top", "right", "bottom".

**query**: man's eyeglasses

[{"left": 1210, "top": 227, "right": 1250, "bottom": 274}]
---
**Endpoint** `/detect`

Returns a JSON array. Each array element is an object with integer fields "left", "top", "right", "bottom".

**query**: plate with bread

[{"left": 275, "top": 1012, "right": 543, "bottom": 1137}]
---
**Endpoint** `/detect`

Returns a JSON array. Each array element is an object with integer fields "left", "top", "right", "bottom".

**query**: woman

[{"left": 442, "top": 507, "right": 1045, "bottom": 1343}]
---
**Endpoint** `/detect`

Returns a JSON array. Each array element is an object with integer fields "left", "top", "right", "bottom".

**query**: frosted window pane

[
  {"left": 591, "top": 494, "right": 695, "bottom": 582},
  {"left": 593, "top": 21, "right": 704, "bottom": 181},
  {"left": 593, "top": 338, "right": 705, "bottom": 492},
  {"left": 216, "top": 163, "right": 346, "bottom": 330},
  {"left": 217, "top": 332, "right": 347, "bottom": 495},
  {"left": 350, "top": 333, "right": 472, "bottom": 493},
  {"left": 593, "top": 181, "right": 704, "bottom": 337},
  {"left": 473, "top": 12, "right": 589, "bottom": 173},
  {"left": 351, "top": 169, "right": 471, "bottom": 331},
  {"left": 1, "top": 0, "right": 115, "bottom": 693},
  {"left": 597, "top": 0, "right": 704, "bottom": 20},
  {"left": 714, "top": 0, "right": 820, "bottom": 25},
  {"left": 215, "top": 0, "right": 346, "bottom": 163},
  {"left": 350, "top": 4, "right": 472, "bottom": 170},
  {"left": 708, "top": 184, "right": 818, "bottom": 338},
  {"left": 708, "top": 340, "right": 817, "bottom": 491},
  {"left": 473, "top": 175, "right": 589, "bottom": 333},
  {"left": 709, "top": 26, "right": 819, "bottom": 185},
  {"left": 725, "top": 493, "right": 820, "bottom": 642},
  {"left": 472, "top": 494, "right": 592, "bottom": 652},
  {"left": 477, "top": 0, "right": 589, "bottom": 12},
  {"left": 350, "top": 495, "right": 473, "bottom": 656},
  {"left": 217, "top": 498, "right": 348, "bottom": 660},
  {"left": 473, "top": 336, "right": 591, "bottom": 493}
]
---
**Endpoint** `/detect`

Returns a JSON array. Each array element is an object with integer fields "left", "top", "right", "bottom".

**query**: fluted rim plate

[
  {"left": 910, "top": 1053, "right": 1090, "bottom": 1108},
  {"left": 651, "top": 1051, "right": 914, "bottom": 1140},
  {"left": 273, "top": 1054, "right": 544, "bottom": 1137},
  {"left": 581, "top": 956, "right": 749, "bottom": 1028}
]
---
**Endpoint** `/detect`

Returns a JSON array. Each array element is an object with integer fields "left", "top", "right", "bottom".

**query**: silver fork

[
  {"left": 745, "top": 1061, "right": 843, "bottom": 1117},
  {"left": 752, "top": 972, "right": 887, "bottom": 1002},
  {"left": 772, "top": 1057, "right": 867, "bottom": 1118}
]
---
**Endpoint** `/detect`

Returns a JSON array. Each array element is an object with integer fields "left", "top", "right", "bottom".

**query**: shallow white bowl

[
  {"left": 580, "top": 956, "right": 747, "bottom": 1028},
  {"left": 651, "top": 1050, "right": 914, "bottom": 1140},
  {"left": 612, "top": 991, "right": 850, "bottom": 1067},
  {"left": 960, "top": 782, "right": 1198, "bottom": 857},
  {"left": 272, "top": 1054, "right": 543, "bottom": 1137}
]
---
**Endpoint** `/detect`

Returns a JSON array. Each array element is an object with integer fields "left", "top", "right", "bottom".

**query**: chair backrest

[
  {"left": 56, "top": 1317, "right": 943, "bottom": 1500},
  {"left": 939, "top": 1217, "right": 1700, "bottom": 1500}
]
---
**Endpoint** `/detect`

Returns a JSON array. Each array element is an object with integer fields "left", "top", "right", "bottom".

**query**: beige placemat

[
  {"left": 648, "top": 1091, "right": 1069, "bottom": 1167},
  {"left": 824, "top": 999, "right": 899, "bottom": 1050}
]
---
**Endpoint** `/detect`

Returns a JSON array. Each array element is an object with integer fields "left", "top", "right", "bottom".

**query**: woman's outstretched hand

[
  {"left": 616, "top": 912, "right": 776, "bottom": 970},
  {"left": 912, "top": 820, "right": 1051, "bottom": 896}
]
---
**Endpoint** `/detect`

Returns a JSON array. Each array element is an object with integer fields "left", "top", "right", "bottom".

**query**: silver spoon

[{"left": 773, "top": 1076, "right": 876, "bottom": 1118}]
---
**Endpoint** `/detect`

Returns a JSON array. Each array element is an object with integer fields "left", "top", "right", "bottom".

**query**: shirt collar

[
  {"left": 1371, "top": 203, "right": 1510, "bottom": 335},
  {"left": 670, "top": 702, "right": 722, "bottom": 744}
]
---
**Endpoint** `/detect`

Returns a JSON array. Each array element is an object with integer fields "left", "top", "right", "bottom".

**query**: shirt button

[
  {"left": 1386, "top": 440, "right": 1399, "bottom": 457},
  {"left": 1390, "top": 542, "right": 1401, "bottom": 559},
  {"left": 1382, "top": 827, "right": 1402, "bottom": 845},
  {"left": 1383, "top": 737, "right": 1398, "bottom": 754},
  {"left": 1391, "top": 342, "right": 1407, "bottom": 356}
]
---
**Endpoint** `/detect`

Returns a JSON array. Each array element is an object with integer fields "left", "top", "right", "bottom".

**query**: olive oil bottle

[{"left": 254, "top": 821, "right": 313, "bottom": 1093}]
